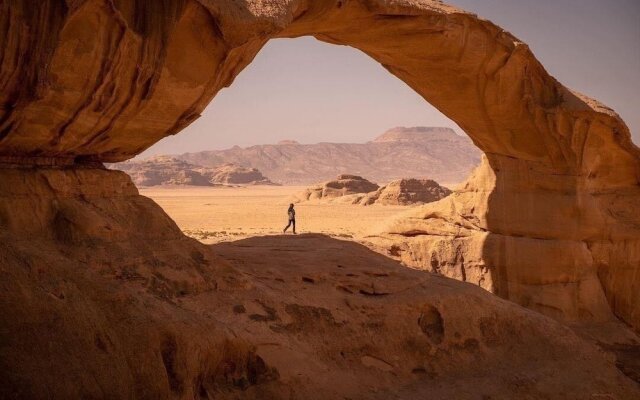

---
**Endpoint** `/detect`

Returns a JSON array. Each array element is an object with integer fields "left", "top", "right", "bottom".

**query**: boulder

[
  {"left": 295, "top": 175, "right": 379, "bottom": 201},
  {"left": 363, "top": 178, "right": 452, "bottom": 206}
]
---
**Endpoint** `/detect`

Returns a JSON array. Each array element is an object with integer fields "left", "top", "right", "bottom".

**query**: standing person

[{"left": 283, "top": 203, "right": 296, "bottom": 234}]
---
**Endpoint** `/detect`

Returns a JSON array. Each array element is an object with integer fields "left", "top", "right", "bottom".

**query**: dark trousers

[{"left": 284, "top": 219, "right": 296, "bottom": 233}]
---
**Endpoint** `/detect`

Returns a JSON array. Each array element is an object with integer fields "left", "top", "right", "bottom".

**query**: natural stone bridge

[{"left": 1, "top": 1, "right": 639, "bottom": 397}]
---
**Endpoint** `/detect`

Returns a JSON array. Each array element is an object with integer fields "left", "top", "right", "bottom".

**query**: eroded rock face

[
  {"left": 363, "top": 178, "right": 452, "bottom": 206},
  {"left": 0, "top": 168, "right": 280, "bottom": 398},
  {"left": 294, "top": 174, "right": 380, "bottom": 202}
]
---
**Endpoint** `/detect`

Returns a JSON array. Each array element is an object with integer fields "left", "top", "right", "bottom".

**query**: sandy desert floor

[{"left": 140, "top": 186, "right": 409, "bottom": 243}]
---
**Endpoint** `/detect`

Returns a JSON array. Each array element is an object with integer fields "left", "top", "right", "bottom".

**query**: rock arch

[{"left": 1, "top": 0, "right": 638, "bottom": 330}]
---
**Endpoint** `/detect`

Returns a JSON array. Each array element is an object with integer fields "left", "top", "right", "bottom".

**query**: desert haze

[
  {"left": 174, "top": 127, "right": 480, "bottom": 185},
  {"left": 115, "top": 126, "right": 480, "bottom": 187}
]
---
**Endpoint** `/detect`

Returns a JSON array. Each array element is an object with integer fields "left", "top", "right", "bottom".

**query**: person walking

[{"left": 283, "top": 203, "right": 296, "bottom": 234}]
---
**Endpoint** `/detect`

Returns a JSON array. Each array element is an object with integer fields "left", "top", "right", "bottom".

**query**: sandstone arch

[{"left": 1, "top": 0, "right": 638, "bottom": 333}]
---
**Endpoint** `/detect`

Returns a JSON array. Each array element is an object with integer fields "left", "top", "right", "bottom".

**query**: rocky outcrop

[
  {"left": 294, "top": 174, "right": 380, "bottom": 202},
  {"left": 370, "top": 153, "right": 640, "bottom": 326},
  {"left": 1, "top": 0, "right": 640, "bottom": 395},
  {"left": 296, "top": 176, "right": 452, "bottom": 207},
  {"left": 179, "top": 127, "right": 481, "bottom": 185},
  {"left": 362, "top": 179, "right": 452, "bottom": 206},
  {"left": 206, "top": 163, "right": 276, "bottom": 185},
  {"left": 113, "top": 157, "right": 276, "bottom": 186},
  {"left": 114, "top": 157, "right": 211, "bottom": 186}
]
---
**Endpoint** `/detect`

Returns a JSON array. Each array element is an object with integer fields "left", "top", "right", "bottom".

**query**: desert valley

[
  {"left": 111, "top": 127, "right": 467, "bottom": 243},
  {"left": 1, "top": 1, "right": 640, "bottom": 399}
]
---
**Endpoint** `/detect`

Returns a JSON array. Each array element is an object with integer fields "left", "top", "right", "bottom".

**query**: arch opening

[{"left": 123, "top": 36, "right": 483, "bottom": 264}]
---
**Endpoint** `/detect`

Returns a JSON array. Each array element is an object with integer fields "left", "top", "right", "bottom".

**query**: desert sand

[{"left": 140, "top": 186, "right": 408, "bottom": 243}]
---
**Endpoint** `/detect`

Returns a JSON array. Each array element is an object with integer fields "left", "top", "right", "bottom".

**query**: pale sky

[{"left": 141, "top": 0, "right": 639, "bottom": 157}]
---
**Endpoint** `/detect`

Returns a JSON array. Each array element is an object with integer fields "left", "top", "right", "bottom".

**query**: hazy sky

[{"left": 142, "top": 0, "right": 639, "bottom": 157}]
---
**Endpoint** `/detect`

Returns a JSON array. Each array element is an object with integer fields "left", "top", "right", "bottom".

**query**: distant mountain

[
  {"left": 112, "top": 157, "right": 277, "bottom": 187},
  {"left": 174, "top": 127, "right": 482, "bottom": 185}
]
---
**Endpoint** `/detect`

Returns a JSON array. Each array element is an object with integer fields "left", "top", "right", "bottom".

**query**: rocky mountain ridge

[{"left": 173, "top": 127, "right": 481, "bottom": 185}]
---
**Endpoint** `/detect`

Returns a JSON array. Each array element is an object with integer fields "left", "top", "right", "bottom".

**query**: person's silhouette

[{"left": 283, "top": 203, "right": 296, "bottom": 234}]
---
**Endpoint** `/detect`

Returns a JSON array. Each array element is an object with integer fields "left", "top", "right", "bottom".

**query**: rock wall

[{"left": 0, "top": 0, "right": 638, "bottom": 333}]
